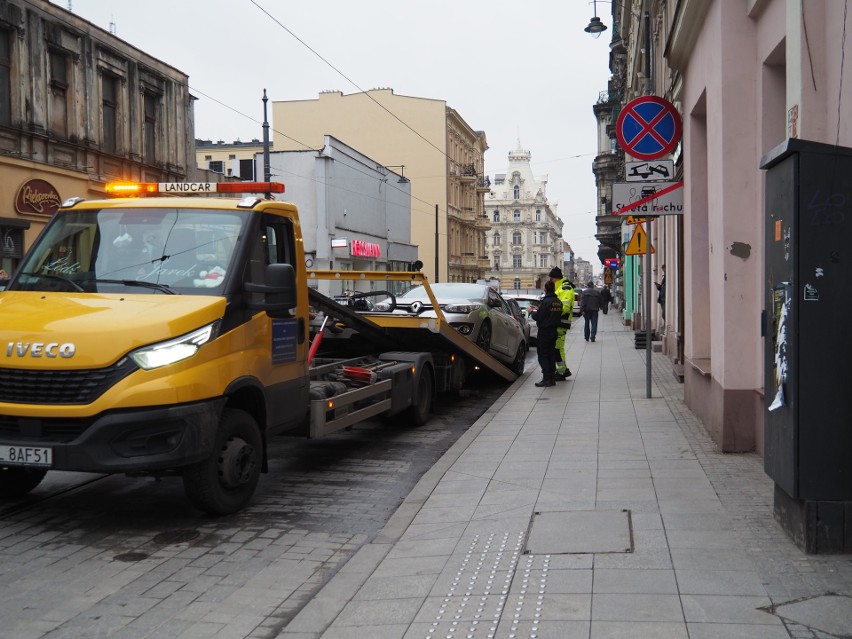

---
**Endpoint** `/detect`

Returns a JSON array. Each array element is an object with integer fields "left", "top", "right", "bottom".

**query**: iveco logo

[
  {"left": 5, "top": 342, "right": 76, "bottom": 358},
  {"left": 410, "top": 301, "right": 422, "bottom": 314}
]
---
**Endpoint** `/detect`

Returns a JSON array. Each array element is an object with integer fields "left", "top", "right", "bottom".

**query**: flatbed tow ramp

[{"left": 307, "top": 270, "right": 518, "bottom": 382}]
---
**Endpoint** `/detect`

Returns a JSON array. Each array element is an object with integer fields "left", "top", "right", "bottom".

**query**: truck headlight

[{"left": 129, "top": 322, "right": 218, "bottom": 370}]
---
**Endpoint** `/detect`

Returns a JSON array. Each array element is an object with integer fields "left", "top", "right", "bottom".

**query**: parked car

[
  {"left": 375, "top": 282, "right": 527, "bottom": 374},
  {"left": 567, "top": 281, "right": 582, "bottom": 316},
  {"left": 503, "top": 293, "right": 542, "bottom": 346},
  {"left": 505, "top": 297, "right": 531, "bottom": 345}
]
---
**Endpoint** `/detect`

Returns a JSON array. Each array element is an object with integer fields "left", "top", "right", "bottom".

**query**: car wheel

[
  {"left": 475, "top": 320, "right": 492, "bottom": 353},
  {"left": 512, "top": 342, "right": 526, "bottom": 375}
]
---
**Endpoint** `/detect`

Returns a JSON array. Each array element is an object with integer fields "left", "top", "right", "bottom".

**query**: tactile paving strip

[{"left": 423, "top": 531, "right": 550, "bottom": 639}]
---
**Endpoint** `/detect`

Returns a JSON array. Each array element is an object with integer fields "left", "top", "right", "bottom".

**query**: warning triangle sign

[{"left": 625, "top": 224, "right": 655, "bottom": 255}]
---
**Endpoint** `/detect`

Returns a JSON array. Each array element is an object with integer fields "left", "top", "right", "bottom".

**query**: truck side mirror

[{"left": 245, "top": 263, "right": 297, "bottom": 317}]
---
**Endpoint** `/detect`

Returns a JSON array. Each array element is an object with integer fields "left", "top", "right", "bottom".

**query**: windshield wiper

[
  {"left": 26, "top": 273, "right": 86, "bottom": 292},
  {"left": 92, "top": 279, "right": 175, "bottom": 294}
]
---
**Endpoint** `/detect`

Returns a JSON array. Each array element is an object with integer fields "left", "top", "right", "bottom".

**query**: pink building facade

[{"left": 612, "top": 1, "right": 852, "bottom": 454}]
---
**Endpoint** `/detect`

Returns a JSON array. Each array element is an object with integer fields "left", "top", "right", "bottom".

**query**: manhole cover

[
  {"left": 526, "top": 510, "right": 633, "bottom": 554},
  {"left": 153, "top": 529, "right": 200, "bottom": 545},
  {"left": 113, "top": 552, "right": 149, "bottom": 562}
]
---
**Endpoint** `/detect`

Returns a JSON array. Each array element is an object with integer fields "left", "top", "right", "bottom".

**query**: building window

[
  {"left": 513, "top": 255, "right": 522, "bottom": 268},
  {"left": 228, "top": 154, "right": 236, "bottom": 160},
  {"left": 535, "top": 209, "right": 541, "bottom": 222},
  {"left": 513, "top": 185, "right": 520, "bottom": 199},
  {"left": 143, "top": 92, "right": 159, "bottom": 164},
  {"left": 209, "top": 160, "right": 224, "bottom": 173},
  {"left": 0, "top": 30, "right": 10, "bottom": 126},
  {"left": 204, "top": 154, "right": 212, "bottom": 161},
  {"left": 493, "top": 210, "right": 500, "bottom": 223},
  {"left": 49, "top": 50, "right": 69, "bottom": 137},
  {"left": 512, "top": 231, "right": 522, "bottom": 245},
  {"left": 239, "top": 158, "right": 255, "bottom": 180},
  {"left": 493, "top": 257, "right": 500, "bottom": 270},
  {"left": 102, "top": 74, "right": 118, "bottom": 154},
  {"left": 513, "top": 210, "right": 521, "bottom": 222},
  {"left": 514, "top": 278, "right": 521, "bottom": 289}
]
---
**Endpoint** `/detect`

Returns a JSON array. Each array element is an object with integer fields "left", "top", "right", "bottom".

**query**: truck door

[{"left": 246, "top": 213, "right": 309, "bottom": 433}]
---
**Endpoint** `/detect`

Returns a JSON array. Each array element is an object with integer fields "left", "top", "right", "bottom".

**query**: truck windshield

[{"left": 10, "top": 208, "right": 245, "bottom": 295}]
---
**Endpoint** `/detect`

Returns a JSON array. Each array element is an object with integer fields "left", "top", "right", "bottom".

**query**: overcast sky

[{"left": 57, "top": 0, "right": 612, "bottom": 265}]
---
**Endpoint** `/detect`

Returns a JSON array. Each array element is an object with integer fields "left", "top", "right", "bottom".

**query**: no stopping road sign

[{"left": 616, "top": 96, "right": 682, "bottom": 161}]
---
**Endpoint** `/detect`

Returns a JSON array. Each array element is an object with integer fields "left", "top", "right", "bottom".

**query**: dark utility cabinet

[{"left": 761, "top": 138, "right": 852, "bottom": 553}]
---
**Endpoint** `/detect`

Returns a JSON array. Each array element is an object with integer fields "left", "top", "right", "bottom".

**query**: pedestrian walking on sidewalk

[
  {"left": 529, "top": 280, "right": 563, "bottom": 387},
  {"left": 601, "top": 286, "right": 612, "bottom": 314},
  {"left": 547, "top": 267, "right": 574, "bottom": 380},
  {"left": 656, "top": 264, "right": 667, "bottom": 321},
  {"left": 580, "top": 280, "right": 602, "bottom": 342}
]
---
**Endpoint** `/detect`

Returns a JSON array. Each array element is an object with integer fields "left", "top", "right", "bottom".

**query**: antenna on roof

[{"left": 109, "top": 15, "right": 116, "bottom": 34}]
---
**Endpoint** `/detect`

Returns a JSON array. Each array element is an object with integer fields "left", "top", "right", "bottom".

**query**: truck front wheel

[
  {"left": 0, "top": 467, "right": 47, "bottom": 498},
  {"left": 183, "top": 408, "right": 262, "bottom": 515}
]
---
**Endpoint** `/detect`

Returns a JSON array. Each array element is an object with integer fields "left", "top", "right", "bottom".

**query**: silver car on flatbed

[{"left": 375, "top": 282, "right": 527, "bottom": 374}]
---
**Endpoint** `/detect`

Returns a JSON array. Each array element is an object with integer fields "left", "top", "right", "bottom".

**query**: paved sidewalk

[{"left": 280, "top": 311, "right": 852, "bottom": 639}]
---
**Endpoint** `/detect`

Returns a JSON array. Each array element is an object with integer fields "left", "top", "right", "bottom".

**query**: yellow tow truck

[{"left": 0, "top": 181, "right": 517, "bottom": 514}]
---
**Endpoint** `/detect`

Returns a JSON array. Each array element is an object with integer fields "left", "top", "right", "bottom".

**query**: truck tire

[
  {"left": 0, "top": 467, "right": 47, "bottom": 498},
  {"left": 407, "top": 367, "right": 434, "bottom": 426},
  {"left": 183, "top": 408, "right": 262, "bottom": 515}
]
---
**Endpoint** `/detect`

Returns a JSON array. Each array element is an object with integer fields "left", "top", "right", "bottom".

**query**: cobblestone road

[{"left": 0, "top": 381, "right": 508, "bottom": 639}]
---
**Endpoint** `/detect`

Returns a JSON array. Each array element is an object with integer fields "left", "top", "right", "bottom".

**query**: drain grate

[
  {"left": 152, "top": 529, "right": 200, "bottom": 545},
  {"left": 113, "top": 552, "right": 149, "bottom": 562},
  {"left": 526, "top": 510, "right": 633, "bottom": 554}
]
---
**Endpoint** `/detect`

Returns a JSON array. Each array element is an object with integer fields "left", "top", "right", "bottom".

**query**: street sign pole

[
  {"left": 615, "top": 15, "right": 682, "bottom": 399},
  {"left": 646, "top": 218, "right": 652, "bottom": 398}
]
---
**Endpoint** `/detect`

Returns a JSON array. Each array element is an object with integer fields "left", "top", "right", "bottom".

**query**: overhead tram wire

[
  {"left": 190, "top": 83, "right": 598, "bottom": 232},
  {"left": 196, "top": 2, "right": 599, "bottom": 239},
  {"left": 248, "top": 0, "right": 451, "bottom": 164},
  {"left": 191, "top": 84, "right": 444, "bottom": 221}
]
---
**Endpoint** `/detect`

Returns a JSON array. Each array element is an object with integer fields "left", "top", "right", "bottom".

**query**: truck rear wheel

[
  {"left": 0, "top": 467, "right": 47, "bottom": 498},
  {"left": 407, "top": 367, "right": 434, "bottom": 426},
  {"left": 183, "top": 408, "right": 262, "bottom": 515}
]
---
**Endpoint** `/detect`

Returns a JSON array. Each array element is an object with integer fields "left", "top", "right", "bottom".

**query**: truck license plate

[{"left": 0, "top": 445, "right": 52, "bottom": 467}]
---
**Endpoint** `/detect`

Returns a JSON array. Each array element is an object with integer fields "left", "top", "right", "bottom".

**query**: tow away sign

[
  {"left": 625, "top": 160, "right": 674, "bottom": 182},
  {"left": 613, "top": 181, "right": 684, "bottom": 216}
]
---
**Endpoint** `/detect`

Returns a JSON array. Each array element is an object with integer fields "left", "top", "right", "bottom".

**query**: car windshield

[
  {"left": 10, "top": 207, "right": 245, "bottom": 295},
  {"left": 399, "top": 283, "right": 487, "bottom": 301}
]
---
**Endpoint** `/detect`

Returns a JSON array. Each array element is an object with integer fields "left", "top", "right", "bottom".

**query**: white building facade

[
  {"left": 261, "top": 135, "right": 417, "bottom": 298},
  {"left": 484, "top": 145, "right": 563, "bottom": 291}
]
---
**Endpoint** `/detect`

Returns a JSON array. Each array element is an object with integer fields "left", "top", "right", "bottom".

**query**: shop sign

[
  {"left": 351, "top": 240, "right": 381, "bottom": 258},
  {"left": 15, "top": 179, "right": 62, "bottom": 217}
]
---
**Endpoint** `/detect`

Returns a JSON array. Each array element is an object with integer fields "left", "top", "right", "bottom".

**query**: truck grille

[
  {"left": 0, "top": 357, "right": 138, "bottom": 405},
  {"left": 0, "top": 416, "right": 94, "bottom": 442}
]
